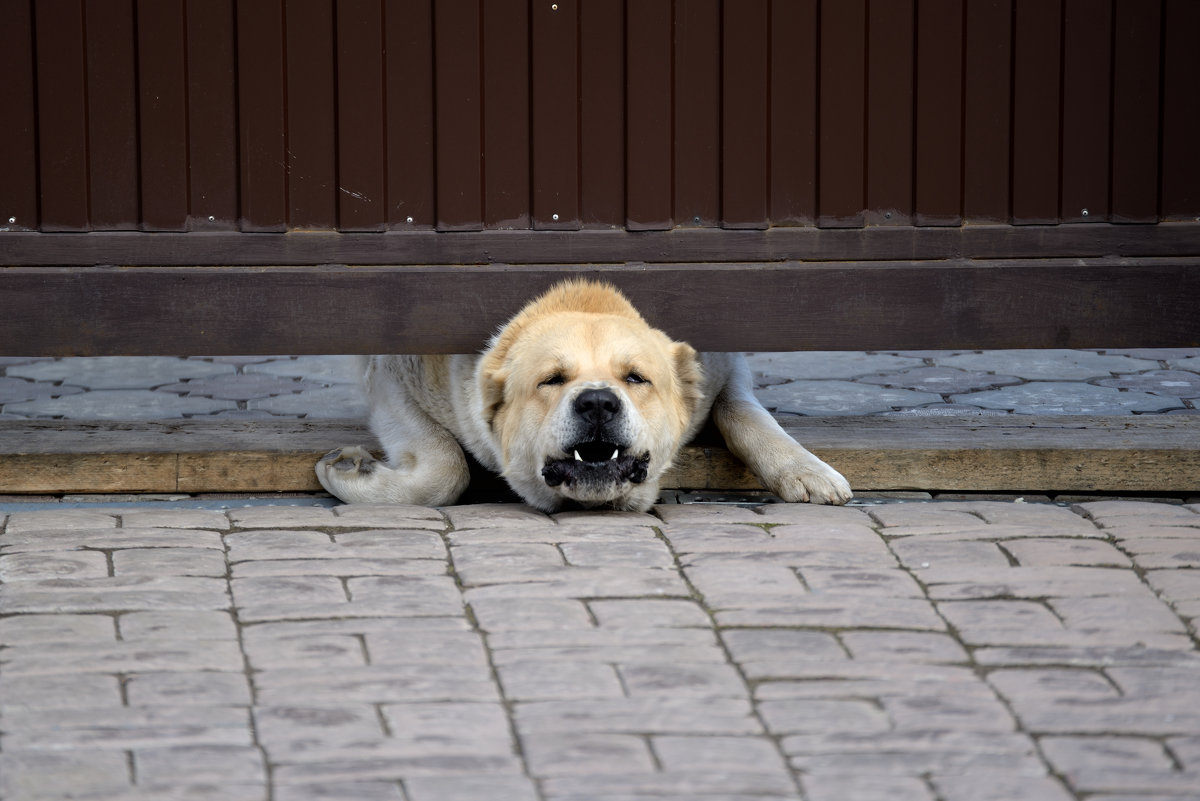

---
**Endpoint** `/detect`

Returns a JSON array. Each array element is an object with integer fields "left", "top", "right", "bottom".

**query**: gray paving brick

[
  {"left": 125, "top": 671, "right": 252, "bottom": 707},
  {"left": 6, "top": 388, "right": 238, "bottom": 419},
  {"left": 0, "top": 673, "right": 123, "bottom": 710},
  {"left": 0, "top": 751, "right": 133, "bottom": 801},
  {"left": 0, "top": 576, "right": 231, "bottom": 613},
  {"left": 936, "top": 349, "right": 1161, "bottom": 380},
  {"left": 4, "top": 497, "right": 1200, "bottom": 801},
  {"left": 1097, "top": 369, "right": 1200, "bottom": 398},
  {"left": 247, "top": 384, "right": 367, "bottom": 418},
  {"left": 158, "top": 373, "right": 326, "bottom": 400},
  {"left": 858, "top": 365, "right": 1023, "bottom": 394},
  {"left": 244, "top": 355, "right": 362, "bottom": 382},
  {"left": 5, "top": 356, "right": 235, "bottom": 389},
  {"left": 746, "top": 351, "right": 924, "bottom": 382},
  {"left": 0, "top": 550, "right": 111, "bottom": 580},
  {"left": 953, "top": 381, "right": 1183, "bottom": 414},
  {"left": 756, "top": 379, "right": 943, "bottom": 415},
  {"left": 0, "top": 375, "right": 85, "bottom": 403}
]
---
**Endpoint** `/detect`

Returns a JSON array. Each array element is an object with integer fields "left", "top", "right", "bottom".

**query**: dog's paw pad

[{"left": 319, "top": 446, "right": 377, "bottom": 476}]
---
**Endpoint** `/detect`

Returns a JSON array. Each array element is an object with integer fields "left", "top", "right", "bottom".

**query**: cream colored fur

[{"left": 316, "top": 280, "right": 851, "bottom": 511}]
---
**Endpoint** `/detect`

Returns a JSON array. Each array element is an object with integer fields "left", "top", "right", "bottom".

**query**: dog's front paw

[
  {"left": 319, "top": 445, "right": 379, "bottom": 476},
  {"left": 770, "top": 461, "right": 853, "bottom": 506},
  {"left": 316, "top": 446, "right": 382, "bottom": 502}
]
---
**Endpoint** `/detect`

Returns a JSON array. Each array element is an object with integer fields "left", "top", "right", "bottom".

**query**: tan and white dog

[{"left": 316, "top": 280, "right": 851, "bottom": 511}]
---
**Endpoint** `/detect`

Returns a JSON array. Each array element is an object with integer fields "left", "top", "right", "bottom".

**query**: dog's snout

[{"left": 574, "top": 387, "right": 621, "bottom": 425}]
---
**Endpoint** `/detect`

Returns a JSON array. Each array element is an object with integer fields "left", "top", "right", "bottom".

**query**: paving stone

[
  {"left": 112, "top": 547, "right": 228, "bottom": 577},
  {"left": 118, "top": 610, "right": 239, "bottom": 640},
  {"left": 514, "top": 696, "right": 762, "bottom": 735},
  {"left": 618, "top": 662, "right": 746, "bottom": 698},
  {"left": 487, "top": 627, "right": 723, "bottom": 666},
  {"left": 468, "top": 596, "right": 593, "bottom": 632},
  {"left": 0, "top": 639, "right": 245, "bottom": 676},
  {"left": 759, "top": 698, "right": 891, "bottom": 735},
  {"left": 125, "top": 671, "right": 253, "bottom": 707},
  {"left": 330, "top": 503, "right": 449, "bottom": 529},
  {"left": 932, "top": 773, "right": 1076, "bottom": 801},
  {"left": 936, "top": 349, "right": 1161, "bottom": 380},
  {"left": 5, "top": 356, "right": 234, "bottom": 389},
  {"left": 118, "top": 509, "right": 231, "bottom": 529},
  {"left": 0, "top": 527, "right": 225, "bottom": 554},
  {"left": 1076, "top": 499, "right": 1200, "bottom": 522},
  {"left": 858, "top": 366, "right": 1024, "bottom": 394},
  {"left": 1001, "top": 538, "right": 1133, "bottom": 567},
  {"left": 756, "top": 379, "right": 943, "bottom": 415},
  {"left": 0, "top": 375, "right": 86, "bottom": 404},
  {"left": 521, "top": 732, "right": 655, "bottom": 775},
  {"left": 247, "top": 384, "right": 367, "bottom": 418},
  {"left": 134, "top": 745, "right": 266, "bottom": 786},
  {"left": 254, "top": 663, "right": 499, "bottom": 706},
  {"left": 0, "top": 576, "right": 231, "bottom": 613},
  {"left": 226, "top": 528, "right": 446, "bottom": 562},
  {"left": 2, "top": 706, "right": 253, "bottom": 750},
  {"left": 784, "top": 730, "right": 1045, "bottom": 776},
  {"left": 0, "top": 550, "right": 111, "bottom": 580},
  {"left": 540, "top": 770, "right": 798, "bottom": 797},
  {"left": 0, "top": 751, "right": 133, "bottom": 801},
  {"left": 403, "top": 776, "right": 540, "bottom": 801},
  {"left": 274, "top": 782, "right": 405, "bottom": 801},
  {"left": 952, "top": 381, "right": 1183, "bottom": 414},
  {"left": 0, "top": 673, "right": 123, "bottom": 710},
  {"left": 4, "top": 509, "right": 119, "bottom": 533},
  {"left": 227, "top": 506, "right": 341, "bottom": 528},
  {"left": 839, "top": 631, "right": 969, "bottom": 663},
  {"left": 802, "top": 774, "right": 936, "bottom": 801},
  {"left": 746, "top": 351, "right": 925, "bottom": 382},
  {"left": 558, "top": 540, "right": 674, "bottom": 567},
  {"left": 245, "top": 355, "right": 362, "bottom": 383},
  {"left": 890, "top": 537, "right": 1012, "bottom": 570},
  {"left": 1096, "top": 369, "right": 1200, "bottom": 398},
  {"left": 587, "top": 599, "right": 711, "bottom": 628},
  {"left": 1167, "top": 354, "right": 1200, "bottom": 372},
  {"left": 157, "top": 373, "right": 326, "bottom": 400},
  {"left": 0, "top": 612, "right": 117, "bottom": 643},
  {"left": 497, "top": 660, "right": 625, "bottom": 701},
  {"left": 5, "top": 389, "right": 238, "bottom": 419}
]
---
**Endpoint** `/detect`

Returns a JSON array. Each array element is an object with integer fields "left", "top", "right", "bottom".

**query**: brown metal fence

[{"left": 3, "top": 0, "right": 1197, "bottom": 234}]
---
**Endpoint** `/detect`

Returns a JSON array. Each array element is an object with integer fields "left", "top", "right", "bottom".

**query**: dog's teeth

[
  {"left": 610, "top": 449, "right": 619, "bottom": 461},
  {"left": 574, "top": 450, "right": 583, "bottom": 462}
]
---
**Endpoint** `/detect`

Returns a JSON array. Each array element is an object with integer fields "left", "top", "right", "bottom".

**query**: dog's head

[{"left": 478, "top": 281, "right": 703, "bottom": 512}]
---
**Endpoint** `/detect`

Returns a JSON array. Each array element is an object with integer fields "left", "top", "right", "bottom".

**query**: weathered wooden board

[
  {"left": 2, "top": 258, "right": 1198, "bottom": 356},
  {"left": 4, "top": 223, "right": 1200, "bottom": 264},
  {"left": 0, "top": 416, "right": 1195, "bottom": 495}
]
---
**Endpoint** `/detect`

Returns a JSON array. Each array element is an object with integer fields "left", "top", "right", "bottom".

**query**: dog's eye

[
  {"left": 625, "top": 372, "right": 650, "bottom": 385},
  {"left": 539, "top": 373, "right": 565, "bottom": 388}
]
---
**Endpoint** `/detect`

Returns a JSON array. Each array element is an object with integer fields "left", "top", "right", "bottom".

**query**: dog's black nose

[{"left": 574, "top": 388, "right": 621, "bottom": 425}]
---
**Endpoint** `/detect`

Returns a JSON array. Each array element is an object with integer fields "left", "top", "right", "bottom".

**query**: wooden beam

[
  {"left": 1, "top": 258, "right": 1197, "bottom": 355},
  {"left": 2, "top": 222, "right": 1199, "bottom": 265},
  {"left": 0, "top": 416, "right": 1195, "bottom": 495}
]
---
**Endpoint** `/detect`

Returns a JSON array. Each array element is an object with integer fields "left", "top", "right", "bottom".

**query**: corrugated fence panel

[
  {"left": 336, "top": 0, "right": 388, "bottom": 231},
  {"left": 485, "top": 0, "right": 531, "bottom": 229},
  {"left": 866, "top": 0, "right": 914, "bottom": 227},
  {"left": 385, "top": 0, "right": 436, "bottom": 228},
  {"left": 186, "top": 0, "right": 240, "bottom": 230},
  {"left": 1161, "top": 0, "right": 1200, "bottom": 220},
  {"left": 673, "top": 0, "right": 720, "bottom": 227},
  {"left": 1060, "top": 0, "right": 1113, "bottom": 224},
  {"left": 531, "top": 0, "right": 578, "bottom": 230},
  {"left": 237, "top": 0, "right": 288, "bottom": 231},
  {"left": 769, "top": 0, "right": 818, "bottom": 226},
  {"left": 962, "top": 0, "right": 1012, "bottom": 223},
  {"left": 3, "top": 0, "right": 1199, "bottom": 235}
]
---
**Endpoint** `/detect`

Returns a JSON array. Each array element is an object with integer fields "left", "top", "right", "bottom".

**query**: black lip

[{"left": 541, "top": 449, "right": 650, "bottom": 488}]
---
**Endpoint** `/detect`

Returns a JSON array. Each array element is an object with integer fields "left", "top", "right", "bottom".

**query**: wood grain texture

[
  {"left": 2, "top": 258, "right": 1196, "bottom": 356},
  {"left": 0, "top": 416, "right": 1195, "bottom": 495}
]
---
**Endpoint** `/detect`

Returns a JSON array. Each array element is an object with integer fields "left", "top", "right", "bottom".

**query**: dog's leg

[
  {"left": 710, "top": 357, "right": 853, "bottom": 505},
  {"left": 315, "top": 359, "right": 471, "bottom": 506}
]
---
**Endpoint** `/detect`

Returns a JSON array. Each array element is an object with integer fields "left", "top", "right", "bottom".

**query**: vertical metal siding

[{"left": 3, "top": 0, "right": 1197, "bottom": 234}]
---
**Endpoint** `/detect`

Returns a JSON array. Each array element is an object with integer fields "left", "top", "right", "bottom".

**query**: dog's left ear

[
  {"left": 671, "top": 341, "right": 705, "bottom": 417},
  {"left": 478, "top": 351, "right": 508, "bottom": 431}
]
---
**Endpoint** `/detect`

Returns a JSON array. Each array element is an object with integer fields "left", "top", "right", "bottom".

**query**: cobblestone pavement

[
  {"left": 2, "top": 498, "right": 1200, "bottom": 800},
  {"left": 1, "top": 349, "right": 1198, "bottom": 421}
]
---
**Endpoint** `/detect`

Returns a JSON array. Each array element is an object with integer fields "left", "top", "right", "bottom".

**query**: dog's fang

[
  {"left": 574, "top": 450, "right": 583, "bottom": 462},
  {"left": 610, "top": 449, "right": 619, "bottom": 461}
]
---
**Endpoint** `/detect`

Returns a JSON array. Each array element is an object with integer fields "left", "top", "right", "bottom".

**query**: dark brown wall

[{"left": 2, "top": 0, "right": 1198, "bottom": 235}]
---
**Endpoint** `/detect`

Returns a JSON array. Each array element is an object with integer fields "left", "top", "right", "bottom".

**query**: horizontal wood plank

[
  {"left": 3, "top": 222, "right": 1199, "bottom": 264},
  {"left": 1, "top": 258, "right": 1197, "bottom": 355},
  {"left": 0, "top": 416, "right": 1195, "bottom": 495}
]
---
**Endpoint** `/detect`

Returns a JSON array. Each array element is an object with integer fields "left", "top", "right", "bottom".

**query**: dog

[{"left": 316, "top": 280, "right": 851, "bottom": 511}]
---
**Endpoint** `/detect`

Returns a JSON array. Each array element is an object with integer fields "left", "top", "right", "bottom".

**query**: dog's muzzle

[{"left": 540, "top": 387, "right": 649, "bottom": 488}]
